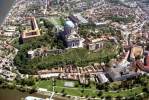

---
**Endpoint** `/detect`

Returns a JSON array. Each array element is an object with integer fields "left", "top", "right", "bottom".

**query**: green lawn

[
  {"left": 36, "top": 79, "right": 79, "bottom": 91},
  {"left": 48, "top": 17, "right": 64, "bottom": 27},
  {"left": 56, "top": 86, "right": 143, "bottom": 97},
  {"left": 103, "top": 87, "right": 143, "bottom": 97},
  {"left": 35, "top": 79, "right": 144, "bottom": 97},
  {"left": 36, "top": 80, "right": 53, "bottom": 91},
  {"left": 55, "top": 87, "right": 82, "bottom": 96}
]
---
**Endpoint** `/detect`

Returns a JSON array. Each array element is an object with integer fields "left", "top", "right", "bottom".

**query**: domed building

[
  {"left": 64, "top": 20, "right": 75, "bottom": 35},
  {"left": 60, "top": 20, "right": 84, "bottom": 48},
  {"left": 65, "top": 20, "right": 75, "bottom": 28}
]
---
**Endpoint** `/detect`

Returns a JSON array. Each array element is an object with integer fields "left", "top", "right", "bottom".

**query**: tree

[
  {"left": 0, "top": 77, "right": 4, "bottom": 84},
  {"left": 105, "top": 95, "right": 112, "bottom": 100},
  {"left": 8, "top": 84, "right": 15, "bottom": 89},
  {"left": 57, "top": 39, "right": 65, "bottom": 49},
  {"left": 18, "top": 86, "right": 26, "bottom": 92},
  {"left": 143, "top": 87, "right": 149, "bottom": 93},
  {"left": 96, "top": 84, "right": 103, "bottom": 90},
  {"left": 61, "top": 88, "right": 67, "bottom": 97},
  {"left": 97, "top": 91, "right": 103, "bottom": 97},
  {"left": 1, "top": 83, "right": 8, "bottom": 88},
  {"left": 29, "top": 86, "right": 37, "bottom": 94},
  {"left": 103, "top": 82, "right": 110, "bottom": 92},
  {"left": 43, "top": 19, "right": 54, "bottom": 29},
  {"left": 61, "top": 88, "right": 65, "bottom": 93},
  {"left": 136, "top": 95, "right": 143, "bottom": 100},
  {"left": 116, "top": 96, "right": 122, "bottom": 100},
  {"left": 18, "top": 77, "right": 36, "bottom": 86},
  {"left": 26, "top": 77, "right": 36, "bottom": 86},
  {"left": 81, "top": 88, "right": 84, "bottom": 93}
]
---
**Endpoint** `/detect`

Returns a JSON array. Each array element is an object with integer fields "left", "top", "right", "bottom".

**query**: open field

[
  {"left": 35, "top": 79, "right": 144, "bottom": 97},
  {"left": 48, "top": 17, "right": 64, "bottom": 27}
]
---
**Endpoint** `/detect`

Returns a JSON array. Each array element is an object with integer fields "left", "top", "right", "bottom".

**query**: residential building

[
  {"left": 96, "top": 72, "right": 109, "bottom": 83},
  {"left": 69, "top": 13, "right": 88, "bottom": 24},
  {"left": 39, "top": 73, "right": 60, "bottom": 79}
]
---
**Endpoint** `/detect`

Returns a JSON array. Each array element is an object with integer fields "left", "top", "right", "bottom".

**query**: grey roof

[{"left": 107, "top": 67, "right": 139, "bottom": 81}]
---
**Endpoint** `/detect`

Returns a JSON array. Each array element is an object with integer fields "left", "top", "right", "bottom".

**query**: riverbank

[
  {"left": 0, "top": 88, "right": 47, "bottom": 100},
  {"left": 0, "top": 80, "right": 69, "bottom": 100},
  {"left": 0, "top": 0, "right": 15, "bottom": 26},
  {"left": 0, "top": 87, "right": 68, "bottom": 100},
  {"left": 1, "top": 76, "right": 149, "bottom": 100}
]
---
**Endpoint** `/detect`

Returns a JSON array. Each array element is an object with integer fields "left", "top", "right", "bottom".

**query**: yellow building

[{"left": 21, "top": 17, "right": 41, "bottom": 42}]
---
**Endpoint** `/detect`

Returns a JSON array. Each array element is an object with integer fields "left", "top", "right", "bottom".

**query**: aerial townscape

[{"left": 1, "top": 0, "right": 149, "bottom": 100}]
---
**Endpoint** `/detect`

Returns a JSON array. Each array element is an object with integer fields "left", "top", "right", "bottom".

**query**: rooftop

[
  {"left": 25, "top": 96, "right": 48, "bottom": 100},
  {"left": 21, "top": 17, "right": 41, "bottom": 40},
  {"left": 65, "top": 20, "right": 75, "bottom": 28},
  {"left": 130, "top": 46, "right": 143, "bottom": 59}
]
